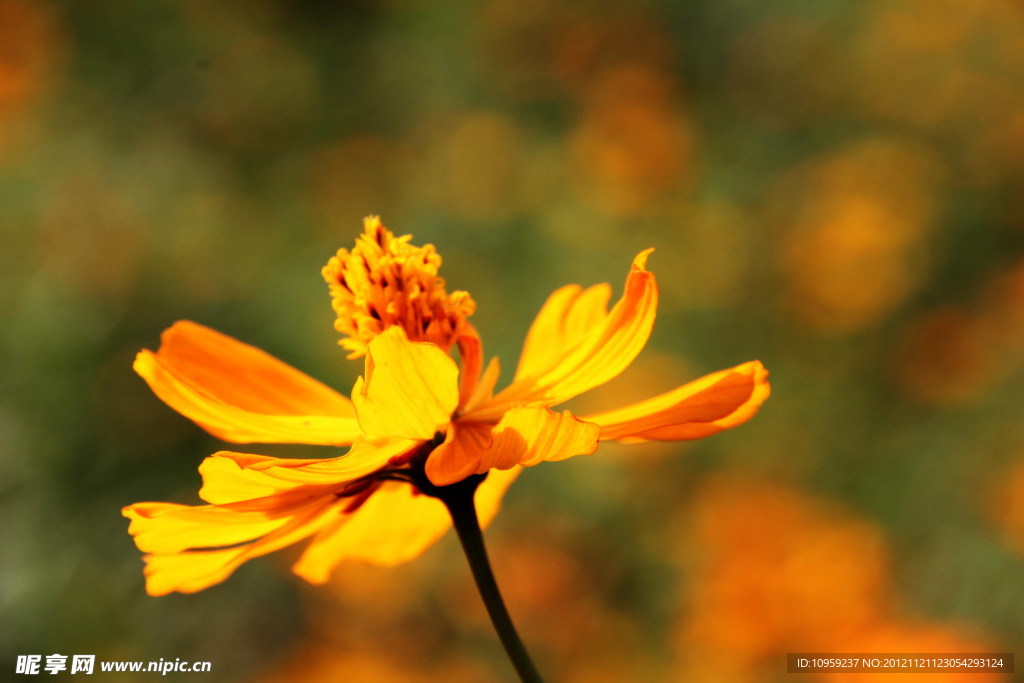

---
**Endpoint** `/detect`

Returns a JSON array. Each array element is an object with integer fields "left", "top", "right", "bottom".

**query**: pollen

[{"left": 322, "top": 216, "right": 476, "bottom": 358}]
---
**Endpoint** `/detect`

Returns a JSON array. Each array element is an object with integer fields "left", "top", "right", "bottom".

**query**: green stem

[{"left": 437, "top": 475, "right": 544, "bottom": 683}]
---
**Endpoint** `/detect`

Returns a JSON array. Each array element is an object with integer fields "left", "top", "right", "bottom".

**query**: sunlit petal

[
  {"left": 470, "top": 250, "right": 657, "bottom": 416},
  {"left": 483, "top": 407, "right": 600, "bottom": 468},
  {"left": 513, "top": 283, "right": 612, "bottom": 382},
  {"left": 197, "top": 438, "right": 419, "bottom": 505},
  {"left": 292, "top": 482, "right": 450, "bottom": 581},
  {"left": 135, "top": 499, "right": 336, "bottom": 596},
  {"left": 123, "top": 502, "right": 288, "bottom": 555},
  {"left": 580, "top": 361, "right": 770, "bottom": 441},
  {"left": 292, "top": 467, "right": 520, "bottom": 583},
  {"left": 134, "top": 321, "right": 361, "bottom": 445},
  {"left": 141, "top": 548, "right": 249, "bottom": 597},
  {"left": 352, "top": 326, "right": 460, "bottom": 440}
]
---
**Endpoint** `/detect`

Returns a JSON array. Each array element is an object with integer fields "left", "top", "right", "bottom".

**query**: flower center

[{"left": 322, "top": 216, "right": 476, "bottom": 358}]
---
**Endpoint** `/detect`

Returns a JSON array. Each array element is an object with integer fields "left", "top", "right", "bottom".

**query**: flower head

[
  {"left": 125, "top": 218, "right": 770, "bottom": 595},
  {"left": 322, "top": 216, "right": 476, "bottom": 357}
]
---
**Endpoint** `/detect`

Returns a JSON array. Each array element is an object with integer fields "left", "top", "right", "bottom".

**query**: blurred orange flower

[
  {"left": 679, "top": 476, "right": 890, "bottom": 673},
  {"left": 675, "top": 475, "right": 1004, "bottom": 680},
  {"left": 820, "top": 620, "right": 1006, "bottom": 683},
  {"left": 123, "top": 217, "right": 769, "bottom": 595},
  {"left": 260, "top": 642, "right": 491, "bottom": 683},
  {"left": 0, "top": 0, "right": 63, "bottom": 158},
  {"left": 0, "top": 0, "right": 61, "bottom": 115},
  {"left": 570, "top": 64, "right": 695, "bottom": 216},
  {"left": 986, "top": 457, "right": 1024, "bottom": 557},
  {"left": 893, "top": 307, "right": 994, "bottom": 405},
  {"left": 775, "top": 139, "right": 939, "bottom": 333}
]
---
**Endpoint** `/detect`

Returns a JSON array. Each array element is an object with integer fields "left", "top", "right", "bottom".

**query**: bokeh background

[{"left": 3, "top": 0, "right": 1024, "bottom": 680}]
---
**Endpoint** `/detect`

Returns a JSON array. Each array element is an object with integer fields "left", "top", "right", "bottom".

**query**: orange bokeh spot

[
  {"left": 570, "top": 63, "right": 695, "bottom": 217},
  {"left": 674, "top": 475, "right": 1001, "bottom": 679},
  {"left": 893, "top": 308, "right": 994, "bottom": 405},
  {"left": 775, "top": 139, "right": 940, "bottom": 333},
  {"left": 0, "top": 0, "right": 60, "bottom": 112},
  {"left": 678, "top": 475, "right": 890, "bottom": 670}
]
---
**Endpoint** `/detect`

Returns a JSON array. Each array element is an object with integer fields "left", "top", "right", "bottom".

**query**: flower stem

[{"left": 438, "top": 475, "right": 544, "bottom": 683}]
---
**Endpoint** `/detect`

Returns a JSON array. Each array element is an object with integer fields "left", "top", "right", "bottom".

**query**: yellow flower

[{"left": 123, "top": 217, "right": 770, "bottom": 596}]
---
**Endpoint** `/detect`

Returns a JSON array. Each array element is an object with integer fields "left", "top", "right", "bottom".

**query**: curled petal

[
  {"left": 352, "top": 326, "right": 459, "bottom": 440},
  {"left": 470, "top": 250, "right": 657, "bottom": 417},
  {"left": 484, "top": 407, "right": 600, "bottom": 468},
  {"left": 580, "top": 361, "right": 770, "bottom": 442},
  {"left": 292, "top": 467, "right": 521, "bottom": 583},
  {"left": 134, "top": 321, "right": 361, "bottom": 446},
  {"left": 425, "top": 409, "right": 599, "bottom": 486},
  {"left": 424, "top": 422, "right": 492, "bottom": 486}
]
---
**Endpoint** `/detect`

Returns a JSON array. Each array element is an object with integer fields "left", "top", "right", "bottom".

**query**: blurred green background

[{"left": 3, "top": 0, "right": 1024, "bottom": 680}]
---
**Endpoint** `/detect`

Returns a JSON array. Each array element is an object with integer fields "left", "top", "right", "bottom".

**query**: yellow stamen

[{"left": 322, "top": 216, "right": 476, "bottom": 358}]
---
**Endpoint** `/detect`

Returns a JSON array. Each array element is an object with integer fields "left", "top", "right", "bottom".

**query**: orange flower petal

[
  {"left": 197, "top": 438, "right": 420, "bottom": 505},
  {"left": 196, "top": 453, "right": 326, "bottom": 505},
  {"left": 134, "top": 499, "right": 336, "bottom": 596},
  {"left": 130, "top": 454, "right": 521, "bottom": 594},
  {"left": 462, "top": 356, "right": 501, "bottom": 413},
  {"left": 134, "top": 321, "right": 361, "bottom": 446},
  {"left": 455, "top": 325, "right": 484, "bottom": 410},
  {"left": 292, "top": 467, "right": 520, "bottom": 583},
  {"left": 426, "top": 409, "right": 599, "bottom": 485},
  {"left": 470, "top": 250, "right": 657, "bottom": 417},
  {"left": 474, "top": 466, "right": 521, "bottom": 527},
  {"left": 423, "top": 422, "right": 492, "bottom": 486},
  {"left": 579, "top": 360, "right": 770, "bottom": 441},
  {"left": 140, "top": 548, "right": 248, "bottom": 597},
  {"left": 292, "top": 482, "right": 450, "bottom": 581},
  {"left": 351, "top": 326, "right": 459, "bottom": 440},
  {"left": 123, "top": 502, "right": 288, "bottom": 555},
  {"left": 484, "top": 407, "right": 600, "bottom": 468},
  {"left": 513, "top": 283, "right": 612, "bottom": 382}
]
